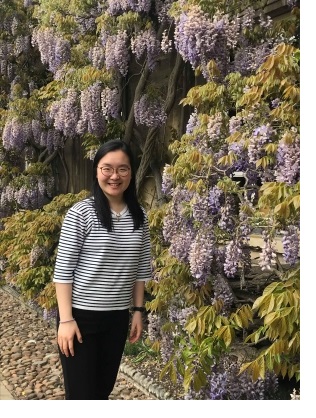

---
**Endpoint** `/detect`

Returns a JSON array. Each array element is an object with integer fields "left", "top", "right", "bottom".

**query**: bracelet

[
  {"left": 59, "top": 318, "right": 76, "bottom": 324},
  {"left": 131, "top": 307, "right": 145, "bottom": 313}
]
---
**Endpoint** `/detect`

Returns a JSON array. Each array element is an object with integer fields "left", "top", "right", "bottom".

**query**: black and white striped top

[{"left": 53, "top": 198, "right": 152, "bottom": 311}]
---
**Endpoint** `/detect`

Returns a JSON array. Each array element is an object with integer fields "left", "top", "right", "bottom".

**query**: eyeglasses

[{"left": 98, "top": 165, "right": 131, "bottom": 177}]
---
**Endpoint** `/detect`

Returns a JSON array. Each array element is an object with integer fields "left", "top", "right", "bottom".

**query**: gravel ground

[{"left": 0, "top": 285, "right": 180, "bottom": 400}]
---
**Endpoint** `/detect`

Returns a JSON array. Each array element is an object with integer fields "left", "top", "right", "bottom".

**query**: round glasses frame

[{"left": 98, "top": 166, "right": 131, "bottom": 177}]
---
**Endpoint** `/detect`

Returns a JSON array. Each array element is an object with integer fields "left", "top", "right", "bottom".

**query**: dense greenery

[{"left": 0, "top": 0, "right": 300, "bottom": 399}]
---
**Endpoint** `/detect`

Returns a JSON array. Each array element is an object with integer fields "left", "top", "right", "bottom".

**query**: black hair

[{"left": 92, "top": 139, "right": 145, "bottom": 231}]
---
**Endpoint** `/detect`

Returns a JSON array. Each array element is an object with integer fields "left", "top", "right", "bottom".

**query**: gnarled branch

[{"left": 136, "top": 52, "right": 184, "bottom": 196}]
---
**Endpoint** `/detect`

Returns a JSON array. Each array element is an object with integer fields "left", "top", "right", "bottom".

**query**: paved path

[
  {"left": 0, "top": 286, "right": 167, "bottom": 400},
  {"left": 0, "top": 377, "right": 14, "bottom": 400}
]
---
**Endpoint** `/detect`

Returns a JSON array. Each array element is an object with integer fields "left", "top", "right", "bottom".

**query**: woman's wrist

[
  {"left": 59, "top": 318, "right": 76, "bottom": 324},
  {"left": 130, "top": 306, "right": 145, "bottom": 312}
]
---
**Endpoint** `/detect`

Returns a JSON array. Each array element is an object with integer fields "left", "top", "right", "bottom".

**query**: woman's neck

[
  {"left": 104, "top": 192, "right": 126, "bottom": 214},
  {"left": 109, "top": 201, "right": 127, "bottom": 215}
]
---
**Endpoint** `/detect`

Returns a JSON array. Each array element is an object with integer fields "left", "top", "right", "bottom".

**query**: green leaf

[{"left": 185, "top": 318, "right": 197, "bottom": 334}]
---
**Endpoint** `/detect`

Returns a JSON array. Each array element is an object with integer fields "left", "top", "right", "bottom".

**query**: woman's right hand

[{"left": 57, "top": 321, "right": 83, "bottom": 357}]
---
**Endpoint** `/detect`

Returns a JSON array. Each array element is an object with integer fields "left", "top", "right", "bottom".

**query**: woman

[{"left": 53, "top": 139, "right": 152, "bottom": 400}]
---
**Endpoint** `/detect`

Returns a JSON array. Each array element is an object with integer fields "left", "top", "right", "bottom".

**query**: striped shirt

[{"left": 53, "top": 198, "right": 152, "bottom": 311}]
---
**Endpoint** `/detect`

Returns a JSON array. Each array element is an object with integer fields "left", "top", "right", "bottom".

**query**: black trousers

[{"left": 57, "top": 307, "right": 130, "bottom": 400}]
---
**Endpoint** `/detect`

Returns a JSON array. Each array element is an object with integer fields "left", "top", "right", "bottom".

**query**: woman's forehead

[{"left": 99, "top": 150, "right": 130, "bottom": 165}]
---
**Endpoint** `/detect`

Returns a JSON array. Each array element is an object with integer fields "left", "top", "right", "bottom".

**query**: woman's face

[{"left": 97, "top": 150, "right": 132, "bottom": 202}]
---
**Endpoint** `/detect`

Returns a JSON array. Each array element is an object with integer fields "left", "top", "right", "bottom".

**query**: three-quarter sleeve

[
  {"left": 135, "top": 213, "right": 152, "bottom": 282},
  {"left": 53, "top": 207, "right": 87, "bottom": 283}
]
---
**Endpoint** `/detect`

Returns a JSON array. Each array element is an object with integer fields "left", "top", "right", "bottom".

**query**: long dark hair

[{"left": 92, "top": 139, "right": 145, "bottom": 231}]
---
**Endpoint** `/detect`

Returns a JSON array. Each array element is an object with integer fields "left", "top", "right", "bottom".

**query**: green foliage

[
  {"left": 24, "top": 162, "right": 53, "bottom": 176},
  {"left": 62, "top": 66, "right": 112, "bottom": 90},
  {"left": 159, "top": 303, "right": 255, "bottom": 392},
  {"left": 241, "top": 266, "right": 300, "bottom": 381},
  {"left": 180, "top": 80, "right": 228, "bottom": 114},
  {"left": 169, "top": 0, "right": 265, "bottom": 19},
  {"left": 124, "top": 337, "right": 158, "bottom": 363},
  {"left": 237, "top": 43, "right": 299, "bottom": 125},
  {"left": 116, "top": 11, "right": 144, "bottom": 31},
  {"left": 33, "top": 0, "right": 99, "bottom": 35},
  {"left": 35, "top": 81, "right": 63, "bottom": 102},
  {"left": 6, "top": 96, "right": 42, "bottom": 120},
  {"left": 123, "top": 339, "right": 144, "bottom": 357},
  {"left": 259, "top": 181, "right": 300, "bottom": 222},
  {"left": 160, "top": 335, "right": 215, "bottom": 393},
  {"left": 0, "top": 190, "right": 90, "bottom": 308}
]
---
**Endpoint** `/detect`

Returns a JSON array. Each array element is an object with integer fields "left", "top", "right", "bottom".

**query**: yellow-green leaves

[
  {"left": 0, "top": 190, "right": 90, "bottom": 309},
  {"left": 116, "top": 11, "right": 142, "bottom": 31},
  {"left": 258, "top": 181, "right": 300, "bottom": 219},
  {"left": 214, "top": 325, "right": 234, "bottom": 347},
  {"left": 237, "top": 43, "right": 299, "bottom": 117},
  {"left": 64, "top": 66, "right": 112, "bottom": 90},
  {"left": 242, "top": 269, "right": 300, "bottom": 381},
  {"left": 180, "top": 81, "right": 226, "bottom": 113}
]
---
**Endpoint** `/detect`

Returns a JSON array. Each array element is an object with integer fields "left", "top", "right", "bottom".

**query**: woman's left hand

[{"left": 129, "top": 311, "right": 143, "bottom": 343}]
